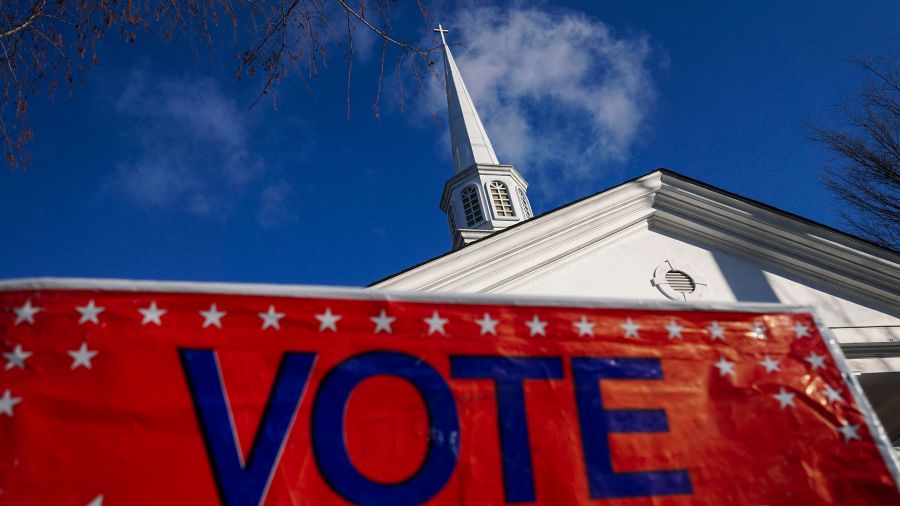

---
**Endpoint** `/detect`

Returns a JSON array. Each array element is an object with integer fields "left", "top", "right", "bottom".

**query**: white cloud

[
  {"left": 108, "top": 71, "right": 294, "bottom": 223},
  {"left": 424, "top": 6, "right": 657, "bottom": 195},
  {"left": 258, "top": 179, "right": 298, "bottom": 228}
]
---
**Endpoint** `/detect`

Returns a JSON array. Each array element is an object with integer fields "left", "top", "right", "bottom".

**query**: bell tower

[{"left": 434, "top": 25, "right": 533, "bottom": 250}]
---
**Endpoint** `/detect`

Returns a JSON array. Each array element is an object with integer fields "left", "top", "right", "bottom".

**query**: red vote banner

[{"left": 0, "top": 279, "right": 898, "bottom": 505}]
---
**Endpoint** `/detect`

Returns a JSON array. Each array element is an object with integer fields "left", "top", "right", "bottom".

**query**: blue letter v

[{"left": 180, "top": 350, "right": 316, "bottom": 506}]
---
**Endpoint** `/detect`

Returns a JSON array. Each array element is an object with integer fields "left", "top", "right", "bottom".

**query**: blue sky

[{"left": 0, "top": 1, "right": 897, "bottom": 286}]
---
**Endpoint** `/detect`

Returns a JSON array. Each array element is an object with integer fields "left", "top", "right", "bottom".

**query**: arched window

[
  {"left": 460, "top": 186, "right": 484, "bottom": 226},
  {"left": 489, "top": 181, "right": 514, "bottom": 217},
  {"left": 517, "top": 187, "right": 532, "bottom": 218},
  {"left": 447, "top": 203, "right": 458, "bottom": 233}
]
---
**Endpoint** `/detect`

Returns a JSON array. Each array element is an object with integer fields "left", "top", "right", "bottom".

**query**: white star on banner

[
  {"left": 805, "top": 351, "right": 826, "bottom": 370},
  {"left": 573, "top": 316, "right": 595, "bottom": 337},
  {"left": 714, "top": 357, "right": 735, "bottom": 377},
  {"left": 758, "top": 356, "right": 781, "bottom": 373},
  {"left": 0, "top": 389, "right": 22, "bottom": 416},
  {"left": 707, "top": 321, "right": 725, "bottom": 341},
  {"left": 370, "top": 310, "right": 396, "bottom": 334},
  {"left": 750, "top": 323, "right": 767, "bottom": 340},
  {"left": 13, "top": 300, "right": 41, "bottom": 325},
  {"left": 200, "top": 304, "right": 226, "bottom": 328},
  {"left": 773, "top": 387, "right": 796, "bottom": 409},
  {"left": 258, "top": 305, "right": 285, "bottom": 330},
  {"left": 138, "top": 301, "right": 167, "bottom": 326},
  {"left": 525, "top": 315, "right": 548, "bottom": 337},
  {"left": 665, "top": 320, "right": 684, "bottom": 340},
  {"left": 837, "top": 421, "right": 861, "bottom": 442},
  {"left": 3, "top": 344, "right": 32, "bottom": 370},
  {"left": 620, "top": 318, "right": 640, "bottom": 338},
  {"left": 76, "top": 300, "right": 105, "bottom": 325},
  {"left": 424, "top": 311, "right": 448, "bottom": 335},
  {"left": 822, "top": 384, "right": 844, "bottom": 404},
  {"left": 69, "top": 343, "right": 99, "bottom": 370},
  {"left": 87, "top": 495, "right": 104, "bottom": 506},
  {"left": 474, "top": 313, "right": 499, "bottom": 336},
  {"left": 315, "top": 308, "right": 342, "bottom": 332},
  {"left": 792, "top": 321, "right": 810, "bottom": 339}
]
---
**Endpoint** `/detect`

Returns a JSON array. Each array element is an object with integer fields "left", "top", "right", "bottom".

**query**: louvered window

[
  {"left": 460, "top": 186, "right": 483, "bottom": 226},
  {"left": 489, "top": 181, "right": 514, "bottom": 217},
  {"left": 447, "top": 204, "right": 458, "bottom": 233},
  {"left": 517, "top": 187, "right": 532, "bottom": 218},
  {"left": 665, "top": 270, "right": 695, "bottom": 293}
]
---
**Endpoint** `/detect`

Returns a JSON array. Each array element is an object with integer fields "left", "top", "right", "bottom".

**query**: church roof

[{"left": 370, "top": 169, "right": 900, "bottom": 306}]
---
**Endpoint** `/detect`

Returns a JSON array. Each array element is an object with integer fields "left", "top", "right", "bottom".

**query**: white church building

[{"left": 371, "top": 28, "right": 900, "bottom": 454}]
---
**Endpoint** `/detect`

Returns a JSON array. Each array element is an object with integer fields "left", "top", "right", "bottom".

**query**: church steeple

[
  {"left": 435, "top": 25, "right": 533, "bottom": 250},
  {"left": 435, "top": 25, "right": 499, "bottom": 173}
]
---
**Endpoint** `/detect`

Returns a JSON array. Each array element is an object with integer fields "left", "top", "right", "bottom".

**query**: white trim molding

[{"left": 373, "top": 170, "right": 900, "bottom": 314}]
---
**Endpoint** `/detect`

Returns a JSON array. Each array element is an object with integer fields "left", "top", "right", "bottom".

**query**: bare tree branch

[
  {"left": 812, "top": 57, "right": 900, "bottom": 250},
  {"left": 0, "top": 0, "right": 46, "bottom": 39},
  {"left": 345, "top": 5, "right": 353, "bottom": 118},
  {"left": 334, "top": 0, "right": 426, "bottom": 56},
  {"left": 0, "top": 0, "right": 438, "bottom": 168}
]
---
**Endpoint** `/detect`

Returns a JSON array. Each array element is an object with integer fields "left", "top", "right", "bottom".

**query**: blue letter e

[{"left": 572, "top": 357, "right": 691, "bottom": 499}]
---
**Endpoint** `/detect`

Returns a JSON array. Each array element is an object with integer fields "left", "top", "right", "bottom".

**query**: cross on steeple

[{"left": 433, "top": 24, "right": 449, "bottom": 45}]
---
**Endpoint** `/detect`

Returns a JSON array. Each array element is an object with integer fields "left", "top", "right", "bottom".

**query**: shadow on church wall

[{"left": 710, "top": 249, "right": 780, "bottom": 303}]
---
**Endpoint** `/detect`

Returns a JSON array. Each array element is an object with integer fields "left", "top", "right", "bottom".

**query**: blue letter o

[{"left": 312, "top": 351, "right": 460, "bottom": 505}]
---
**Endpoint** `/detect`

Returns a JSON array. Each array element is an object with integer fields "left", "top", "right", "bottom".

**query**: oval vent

[{"left": 664, "top": 270, "right": 695, "bottom": 293}]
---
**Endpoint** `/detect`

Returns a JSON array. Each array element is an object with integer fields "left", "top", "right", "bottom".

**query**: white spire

[
  {"left": 434, "top": 25, "right": 531, "bottom": 250},
  {"left": 434, "top": 25, "right": 500, "bottom": 173}
]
